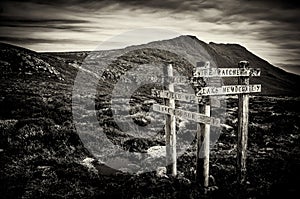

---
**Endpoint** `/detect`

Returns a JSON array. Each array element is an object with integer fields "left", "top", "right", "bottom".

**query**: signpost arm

[
  {"left": 237, "top": 61, "right": 250, "bottom": 185},
  {"left": 164, "top": 63, "right": 177, "bottom": 176}
]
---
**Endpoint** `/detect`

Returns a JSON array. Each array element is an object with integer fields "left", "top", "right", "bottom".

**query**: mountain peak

[
  {"left": 175, "top": 35, "right": 208, "bottom": 45},
  {"left": 1, "top": 36, "right": 299, "bottom": 95},
  {"left": 209, "top": 42, "right": 246, "bottom": 50}
]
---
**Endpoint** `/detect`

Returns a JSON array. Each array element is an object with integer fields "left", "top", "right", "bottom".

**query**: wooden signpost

[
  {"left": 196, "top": 84, "right": 261, "bottom": 96},
  {"left": 194, "top": 67, "right": 261, "bottom": 77},
  {"left": 152, "top": 89, "right": 202, "bottom": 103},
  {"left": 196, "top": 103, "right": 211, "bottom": 187},
  {"left": 152, "top": 89, "right": 221, "bottom": 107},
  {"left": 151, "top": 61, "right": 261, "bottom": 188},
  {"left": 152, "top": 104, "right": 220, "bottom": 126},
  {"left": 163, "top": 64, "right": 177, "bottom": 176},
  {"left": 237, "top": 61, "right": 251, "bottom": 185}
]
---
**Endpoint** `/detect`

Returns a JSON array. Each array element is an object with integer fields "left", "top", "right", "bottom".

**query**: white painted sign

[
  {"left": 193, "top": 68, "right": 261, "bottom": 77},
  {"left": 152, "top": 104, "right": 220, "bottom": 126},
  {"left": 152, "top": 89, "right": 201, "bottom": 103},
  {"left": 196, "top": 84, "right": 261, "bottom": 96},
  {"left": 152, "top": 89, "right": 221, "bottom": 107}
]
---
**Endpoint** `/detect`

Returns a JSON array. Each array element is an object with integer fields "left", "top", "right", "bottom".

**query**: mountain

[
  {"left": 2, "top": 36, "right": 299, "bottom": 96},
  {"left": 207, "top": 41, "right": 300, "bottom": 96},
  {"left": 48, "top": 35, "right": 300, "bottom": 96},
  {"left": 1, "top": 36, "right": 300, "bottom": 198},
  {"left": 125, "top": 35, "right": 300, "bottom": 96},
  {"left": 275, "top": 63, "right": 300, "bottom": 76}
]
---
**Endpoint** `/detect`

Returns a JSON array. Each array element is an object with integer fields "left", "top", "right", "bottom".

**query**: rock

[
  {"left": 81, "top": 157, "right": 98, "bottom": 174},
  {"left": 147, "top": 146, "right": 166, "bottom": 158},
  {"left": 217, "top": 142, "right": 225, "bottom": 148},
  {"left": 220, "top": 123, "right": 233, "bottom": 130},
  {"left": 156, "top": 167, "right": 167, "bottom": 178}
]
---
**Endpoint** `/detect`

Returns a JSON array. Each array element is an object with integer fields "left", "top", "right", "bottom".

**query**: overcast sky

[{"left": 0, "top": 0, "right": 299, "bottom": 74}]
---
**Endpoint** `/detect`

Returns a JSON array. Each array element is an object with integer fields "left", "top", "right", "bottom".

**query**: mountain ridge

[
  {"left": 1, "top": 36, "right": 300, "bottom": 198},
  {"left": 1, "top": 35, "right": 300, "bottom": 96}
]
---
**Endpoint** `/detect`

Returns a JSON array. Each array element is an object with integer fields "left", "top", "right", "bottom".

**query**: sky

[{"left": 0, "top": 0, "right": 299, "bottom": 74}]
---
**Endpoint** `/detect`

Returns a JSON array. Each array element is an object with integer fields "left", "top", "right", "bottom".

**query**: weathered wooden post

[
  {"left": 196, "top": 104, "right": 203, "bottom": 183},
  {"left": 196, "top": 62, "right": 211, "bottom": 187},
  {"left": 237, "top": 61, "right": 250, "bottom": 185},
  {"left": 196, "top": 104, "right": 211, "bottom": 187},
  {"left": 203, "top": 104, "right": 210, "bottom": 187},
  {"left": 153, "top": 60, "right": 260, "bottom": 188},
  {"left": 164, "top": 63, "right": 177, "bottom": 176}
]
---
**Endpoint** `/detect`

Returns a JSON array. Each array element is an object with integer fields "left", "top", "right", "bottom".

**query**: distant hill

[
  {"left": 124, "top": 35, "right": 300, "bottom": 96},
  {"left": 1, "top": 36, "right": 300, "bottom": 96},
  {"left": 275, "top": 63, "right": 300, "bottom": 76},
  {"left": 1, "top": 36, "right": 300, "bottom": 198},
  {"left": 207, "top": 41, "right": 300, "bottom": 96}
]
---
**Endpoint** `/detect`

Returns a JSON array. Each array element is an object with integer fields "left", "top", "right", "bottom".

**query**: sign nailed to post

[
  {"left": 151, "top": 61, "right": 261, "bottom": 189},
  {"left": 152, "top": 89, "right": 221, "bottom": 107},
  {"left": 196, "top": 84, "right": 261, "bottom": 96},
  {"left": 194, "top": 67, "right": 261, "bottom": 77},
  {"left": 153, "top": 104, "right": 220, "bottom": 126},
  {"left": 152, "top": 89, "right": 201, "bottom": 103}
]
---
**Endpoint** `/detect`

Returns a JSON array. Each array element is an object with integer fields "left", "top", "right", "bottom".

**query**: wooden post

[
  {"left": 237, "top": 61, "right": 250, "bottom": 185},
  {"left": 203, "top": 104, "right": 210, "bottom": 187},
  {"left": 164, "top": 63, "right": 177, "bottom": 176},
  {"left": 196, "top": 62, "right": 211, "bottom": 187},
  {"left": 196, "top": 104, "right": 210, "bottom": 187},
  {"left": 196, "top": 104, "right": 203, "bottom": 183}
]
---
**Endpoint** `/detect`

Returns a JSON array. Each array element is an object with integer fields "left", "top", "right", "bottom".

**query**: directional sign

[
  {"left": 152, "top": 89, "right": 201, "bottom": 103},
  {"left": 196, "top": 84, "right": 261, "bottom": 96},
  {"left": 152, "top": 104, "right": 220, "bottom": 126},
  {"left": 152, "top": 89, "right": 221, "bottom": 107},
  {"left": 193, "top": 68, "right": 261, "bottom": 77}
]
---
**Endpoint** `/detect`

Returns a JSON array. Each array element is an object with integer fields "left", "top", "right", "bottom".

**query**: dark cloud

[
  {"left": 2, "top": 0, "right": 297, "bottom": 11},
  {"left": 0, "top": 0, "right": 221, "bottom": 12},
  {"left": 0, "top": 17, "right": 88, "bottom": 25},
  {"left": 241, "top": 0, "right": 300, "bottom": 9},
  {"left": 0, "top": 36, "right": 80, "bottom": 45},
  {"left": 1, "top": 0, "right": 299, "bottom": 12},
  {"left": 0, "top": 0, "right": 210, "bottom": 11},
  {"left": 0, "top": 0, "right": 299, "bottom": 66},
  {"left": 223, "top": 7, "right": 300, "bottom": 25},
  {"left": 0, "top": 17, "right": 91, "bottom": 32}
]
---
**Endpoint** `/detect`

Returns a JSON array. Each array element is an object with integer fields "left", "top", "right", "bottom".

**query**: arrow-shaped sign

[
  {"left": 193, "top": 68, "right": 261, "bottom": 77},
  {"left": 196, "top": 84, "right": 261, "bottom": 96},
  {"left": 152, "top": 104, "right": 220, "bottom": 126}
]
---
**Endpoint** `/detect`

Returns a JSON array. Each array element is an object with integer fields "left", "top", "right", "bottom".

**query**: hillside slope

[
  {"left": 143, "top": 35, "right": 300, "bottom": 95},
  {"left": 0, "top": 37, "right": 300, "bottom": 198},
  {"left": 208, "top": 41, "right": 300, "bottom": 95},
  {"left": 45, "top": 35, "right": 300, "bottom": 96}
]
